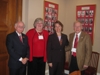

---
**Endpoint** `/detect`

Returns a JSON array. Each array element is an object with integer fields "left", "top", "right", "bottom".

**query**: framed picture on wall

[
  {"left": 76, "top": 5, "right": 96, "bottom": 44},
  {"left": 44, "top": 1, "right": 59, "bottom": 34}
]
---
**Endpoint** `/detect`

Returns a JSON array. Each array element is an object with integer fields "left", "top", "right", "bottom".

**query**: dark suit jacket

[
  {"left": 6, "top": 31, "right": 29, "bottom": 69},
  {"left": 47, "top": 33, "right": 69, "bottom": 63}
]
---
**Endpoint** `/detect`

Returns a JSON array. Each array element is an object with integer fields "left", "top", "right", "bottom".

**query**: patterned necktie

[
  {"left": 19, "top": 36, "right": 23, "bottom": 42},
  {"left": 74, "top": 34, "right": 78, "bottom": 48},
  {"left": 73, "top": 35, "right": 78, "bottom": 57}
]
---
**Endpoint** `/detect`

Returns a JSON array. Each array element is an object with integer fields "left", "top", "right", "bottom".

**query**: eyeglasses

[{"left": 17, "top": 26, "right": 25, "bottom": 29}]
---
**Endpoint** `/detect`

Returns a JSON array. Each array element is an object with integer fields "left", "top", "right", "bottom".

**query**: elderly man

[
  {"left": 68, "top": 21, "right": 92, "bottom": 75},
  {"left": 6, "top": 21, "right": 29, "bottom": 75}
]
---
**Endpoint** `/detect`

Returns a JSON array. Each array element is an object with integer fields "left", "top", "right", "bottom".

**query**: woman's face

[
  {"left": 54, "top": 23, "right": 62, "bottom": 33},
  {"left": 35, "top": 21, "right": 44, "bottom": 31}
]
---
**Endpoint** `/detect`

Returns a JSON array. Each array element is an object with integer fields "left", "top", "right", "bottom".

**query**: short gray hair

[
  {"left": 73, "top": 20, "right": 82, "bottom": 26},
  {"left": 14, "top": 21, "right": 25, "bottom": 28},
  {"left": 33, "top": 18, "right": 44, "bottom": 28}
]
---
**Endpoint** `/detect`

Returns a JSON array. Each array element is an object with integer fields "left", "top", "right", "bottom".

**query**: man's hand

[
  {"left": 21, "top": 58, "right": 28, "bottom": 64},
  {"left": 83, "top": 65, "right": 88, "bottom": 69},
  {"left": 48, "top": 63, "right": 53, "bottom": 67}
]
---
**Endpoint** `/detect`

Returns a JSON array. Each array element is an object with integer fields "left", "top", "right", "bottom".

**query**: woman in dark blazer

[{"left": 47, "top": 21, "right": 69, "bottom": 75}]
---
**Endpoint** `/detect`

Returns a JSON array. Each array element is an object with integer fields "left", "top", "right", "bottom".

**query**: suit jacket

[
  {"left": 47, "top": 32, "right": 69, "bottom": 63},
  {"left": 68, "top": 32, "right": 92, "bottom": 71},
  {"left": 6, "top": 31, "right": 29, "bottom": 68}
]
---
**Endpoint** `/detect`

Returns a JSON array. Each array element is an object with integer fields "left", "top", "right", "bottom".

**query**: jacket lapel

[
  {"left": 14, "top": 32, "right": 21, "bottom": 43},
  {"left": 14, "top": 32, "right": 24, "bottom": 44},
  {"left": 70, "top": 32, "right": 85, "bottom": 49},
  {"left": 22, "top": 34, "right": 25, "bottom": 44},
  {"left": 54, "top": 33, "right": 61, "bottom": 46},
  {"left": 78, "top": 32, "right": 84, "bottom": 43},
  {"left": 70, "top": 33, "right": 75, "bottom": 48},
  {"left": 60, "top": 33, "right": 64, "bottom": 46}
]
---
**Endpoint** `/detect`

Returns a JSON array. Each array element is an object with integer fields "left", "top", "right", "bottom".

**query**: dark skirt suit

[{"left": 47, "top": 33, "right": 69, "bottom": 75}]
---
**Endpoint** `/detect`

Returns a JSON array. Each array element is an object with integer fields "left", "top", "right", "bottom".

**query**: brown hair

[{"left": 53, "top": 20, "right": 63, "bottom": 32}]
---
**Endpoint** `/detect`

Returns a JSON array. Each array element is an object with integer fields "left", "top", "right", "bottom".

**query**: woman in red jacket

[{"left": 26, "top": 18, "right": 49, "bottom": 75}]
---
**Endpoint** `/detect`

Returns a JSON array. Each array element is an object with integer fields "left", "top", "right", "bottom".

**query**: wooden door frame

[
  {"left": 16, "top": 0, "right": 22, "bottom": 21},
  {"left": 7, "top": 0, "right": 22, "bottom": 34},
  {"left": 0, "top": 0, "right": 22, "bottom": 75}
]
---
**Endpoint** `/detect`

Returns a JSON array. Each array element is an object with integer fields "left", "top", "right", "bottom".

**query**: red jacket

[{"left": 26, "top": 28, "right": 49, "bottom": 62}]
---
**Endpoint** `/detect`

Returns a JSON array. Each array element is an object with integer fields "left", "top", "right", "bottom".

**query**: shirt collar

[
  {"left": 16, "top": 31, "right": 22, "bottom": 36},
  {"left": 75, "top": 31, "right": 81, "bottom": 37}
]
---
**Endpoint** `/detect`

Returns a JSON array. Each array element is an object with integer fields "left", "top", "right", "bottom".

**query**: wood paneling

[{"left": 0, "top": 0, "right": 22, "bottom": 75}]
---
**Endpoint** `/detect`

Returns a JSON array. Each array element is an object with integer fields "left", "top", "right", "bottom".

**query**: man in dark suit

[
  {"left": 47, "top": 21, "right": 69, "bottom": 75},
  {"left": 67, "top": 21, "right": 92, "bottom": 75},
  {"left": 6, "top": 21, "right": 29, "bottom": 75}
]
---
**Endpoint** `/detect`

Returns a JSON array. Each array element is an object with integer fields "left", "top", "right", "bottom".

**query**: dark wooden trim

[{"left": 16, "top": 0, "right": 22, "bottom": 21}]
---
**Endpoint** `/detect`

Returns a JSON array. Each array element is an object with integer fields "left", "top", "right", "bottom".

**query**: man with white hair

[
  {"left": 68, "top": 21, "right": 92, "bottom": 75},
  {"left": 6, "top": 21, "right": 29, "bottom": 75}
]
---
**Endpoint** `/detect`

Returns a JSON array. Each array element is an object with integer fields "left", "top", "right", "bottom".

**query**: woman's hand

[{"left": 48, "top": 63, "right": 53, "bottom": 67}]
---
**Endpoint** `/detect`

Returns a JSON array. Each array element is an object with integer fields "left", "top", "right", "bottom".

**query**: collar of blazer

[
  {"left": 78, "top": 32, "right": 84, "bottom": 42},
  {"left": 70, "top": 32, "right": 85, "bottom": 45},
  {"left": 54, "top": 32, "right": 64, "bottom": 46},
  {"left": 14, "top": 31, "right": 25, "bottom": 44}
]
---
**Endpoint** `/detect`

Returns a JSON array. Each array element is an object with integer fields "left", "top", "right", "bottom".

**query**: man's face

[
  {"left": 73, "top": 22, "right": 82, "bottom": 34},
  {"left": 15, "top": 22, "right": 25, "bottom": 33}
]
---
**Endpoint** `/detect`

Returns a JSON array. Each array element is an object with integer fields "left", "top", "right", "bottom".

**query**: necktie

[
  {"left": 74, "top": 34, "right": 78, "bottom": 48},
  {"left": 19, "top": 36, "right": 23, "bottom": 42},
  {"left": 73, "top": 34, "right": 78, "bottom": 57}
]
